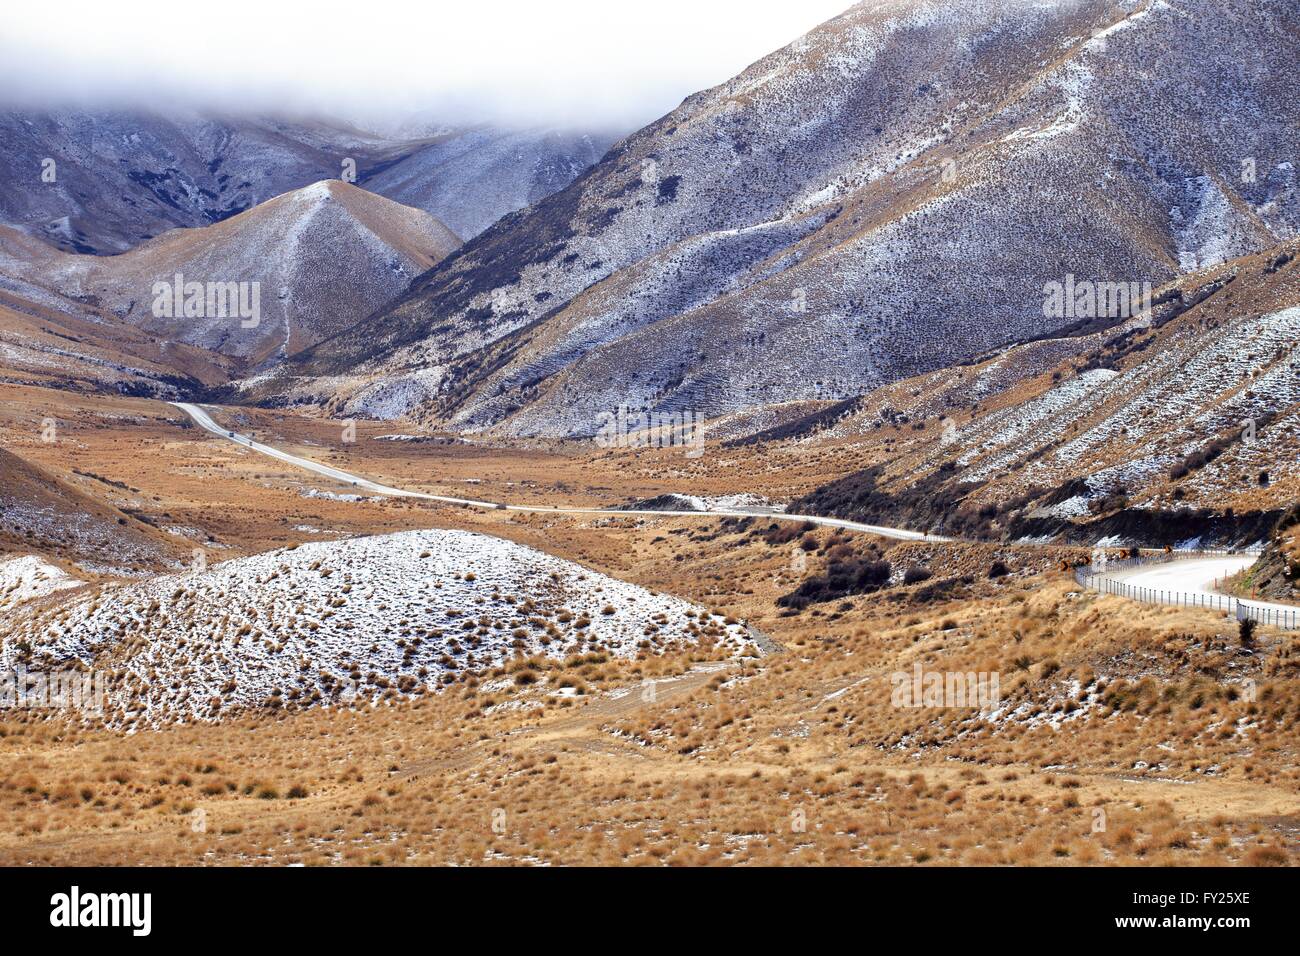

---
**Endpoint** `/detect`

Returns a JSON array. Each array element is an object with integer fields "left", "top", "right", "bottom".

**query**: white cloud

[{"left": 0, "top": 0, "right": 855, "bottom": 128}]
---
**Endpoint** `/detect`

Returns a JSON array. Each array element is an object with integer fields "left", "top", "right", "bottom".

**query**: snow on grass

[
  {"left": 0, "top": 555, "right": 82, "bottom": 611},
  {"left": 955, "top": 369, "right": 1118, "bottom": 482},
  {"left": 1042, "top": 305, "right": 1300, "bottom": 488},
  {"left": 637, "top": 493, "right": 776, "bottom": 512},
  {"left": 299, "top": 488, "right": 374, "bottom": 503},
  {"left": 1043, "top": 494, "right": 1091, "bottom": 519},
  {"left": 0, "top": 499, "right": 170, "bottom": 572},
  {"left": 1, "top": 529, "right": 751, "bottom": 727}
]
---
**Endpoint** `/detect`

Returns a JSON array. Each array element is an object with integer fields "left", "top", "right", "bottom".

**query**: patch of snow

[{"left": 0, "top": 555, "right": 82, "bottom": 611}]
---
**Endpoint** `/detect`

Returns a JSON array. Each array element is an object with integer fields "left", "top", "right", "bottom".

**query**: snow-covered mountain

[
  {"left": 2, "top": 181, "right": 461, "bottom": 365},
  {"left": 275, "top": 0, "right": 1298, "bottom": 435},
  {"left": 0, "top": 110, "right": 615, "bottom": 253},
  {"left": 0, "top": 111, "right": 410, "bottom": 254}
]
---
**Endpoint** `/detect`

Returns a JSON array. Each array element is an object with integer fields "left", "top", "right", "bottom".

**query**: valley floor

[{"left": 0, "top": 385, "right": 1296, "bottom": 865}]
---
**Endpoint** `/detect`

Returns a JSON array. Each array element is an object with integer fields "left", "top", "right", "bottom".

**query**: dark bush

[
  {"left": 1239, "top": 617, "right": 1257, "bottom": 649},
  {"left": 757, "top": 520, "right": 818, "bottom": 547},
  {"left": 777, "top": 556, "right": 892, "bottom": 608},
  {"left": 903, "top": 566, "right": 932, "bottom": 585}
]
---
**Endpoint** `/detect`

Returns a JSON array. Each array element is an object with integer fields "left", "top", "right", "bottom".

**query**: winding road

[
  {"left": 171, "top": 402, "right": 941, "bottom": 542},
  {"left": 1102, "top": 556, "right": 1254, "bottom": 598}
]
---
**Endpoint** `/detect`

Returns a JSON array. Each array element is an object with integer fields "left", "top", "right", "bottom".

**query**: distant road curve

[
  {"left": 170, "top": 402, "right": 943, "bottom": 543},
  {"left": 1091, "top": 555, "right": 1297, "bottom": 626}
]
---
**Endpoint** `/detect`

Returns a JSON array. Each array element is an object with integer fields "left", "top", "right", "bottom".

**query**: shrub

[
  {"left": 1244, "top": 845, "right": 1288, "bottom": 866},
  {"left": 903, "top": 567, "right": 932, "bottom": 585},
  {"left": 777, "top": 556, "right": 891, "bottom": 608},
  {"left": 1239, "top": 617, "right": 1257, "bottom": 649}
]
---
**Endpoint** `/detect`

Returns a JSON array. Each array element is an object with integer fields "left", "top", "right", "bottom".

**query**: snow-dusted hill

[
  {"left": 0, "top": 555, "right": 82, "bottom": 612},
  {"left": 3, "top": 181, "right": 461, "bottom": 365},
  {"left": 0, "top": 528, "right": 752, "bottom": 726},
  {"left": 0, "top": 110, "right": 614, "bottom": 254},
  {"left": 278, "top": 0, "right": 1298, "bottom": 436}
]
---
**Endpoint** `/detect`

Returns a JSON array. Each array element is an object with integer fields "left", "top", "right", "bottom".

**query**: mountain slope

[
  {"left": 0, "top": 446, "right": 182, "bottom": 572},
  {"left": 277, "top": 0, "right": 1299, "bottom": 435},
  {"left": 3, "top": 182, "right": 461, "bottom": 365},
  {"left": 785, "top": 239, "right": 1300, "bottom": 545},
  {"left": 0, "top": 110, "right": 615, "bottom": 253},
  {"left": 0, "top": 289, "right": 232, "bottom": 396},
  {"left": 361, "top": 125, "right": 615, "bottom": 241},
  {"left": 0, "top": 227, "right": 234, "bottom": 395}
]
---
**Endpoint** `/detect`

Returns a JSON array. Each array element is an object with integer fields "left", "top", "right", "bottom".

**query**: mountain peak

[{"left": 292, "top": 179, "right": 345, "bottom": 203}]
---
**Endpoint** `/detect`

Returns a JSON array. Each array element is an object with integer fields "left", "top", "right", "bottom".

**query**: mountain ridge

[{"left": 0, "top": 110, "right": 617, "bottom": 254}]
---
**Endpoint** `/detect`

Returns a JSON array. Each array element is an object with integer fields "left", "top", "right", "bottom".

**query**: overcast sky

[{"left": 0, "top": 0, "right": 854, "bottom": 130}]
